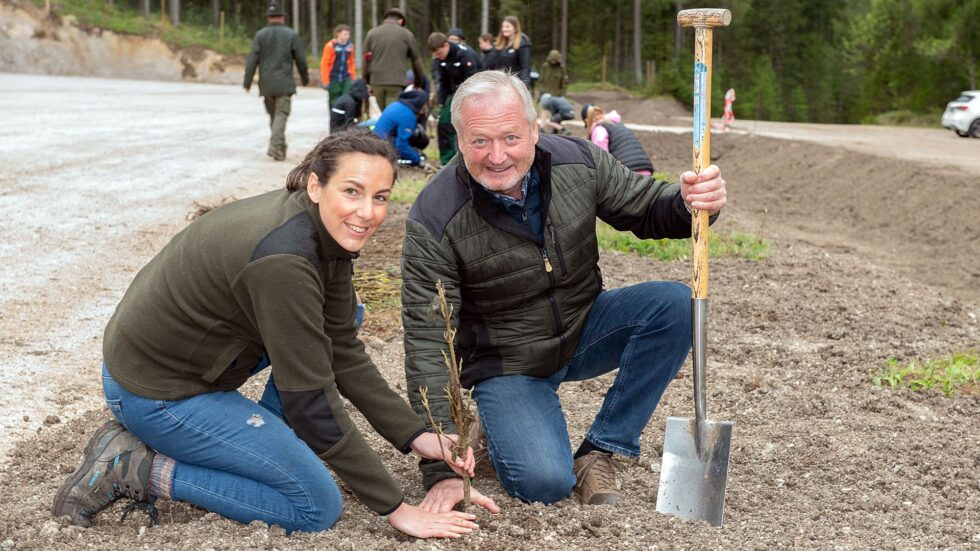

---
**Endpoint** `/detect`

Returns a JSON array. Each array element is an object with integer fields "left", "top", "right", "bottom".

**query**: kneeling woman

[
  {"left": 53, "top": 130, "right": 478, "bottom": 539},
  {"left": 582, "top": 104, "right": 655, "bottom": 176}
]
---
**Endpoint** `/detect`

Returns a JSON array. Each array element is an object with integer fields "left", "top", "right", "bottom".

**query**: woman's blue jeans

[
  {"left": 100, "top": 304, "right": 366, "bottom": 531},
  {"left": 102, "top": 359, "right": 342, "bottom": 532},
  {"left": 472, "top": 281, "right": 691, "bottom": 504}
]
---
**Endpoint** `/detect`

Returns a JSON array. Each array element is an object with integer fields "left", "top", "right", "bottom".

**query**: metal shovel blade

[{"left": 656, "top": 416, "right": 733, "bottom": 526}]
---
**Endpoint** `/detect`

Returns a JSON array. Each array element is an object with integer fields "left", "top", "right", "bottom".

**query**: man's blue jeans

[{"left": 472, "top": 281, "right": 691, "bottom": 504}]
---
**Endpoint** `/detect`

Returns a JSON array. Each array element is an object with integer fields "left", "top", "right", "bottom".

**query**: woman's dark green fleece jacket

[{"left": 104, "top": 188, "right": 425, "bottom": 516}]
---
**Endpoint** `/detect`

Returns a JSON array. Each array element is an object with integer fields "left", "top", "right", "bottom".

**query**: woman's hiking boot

[{"left": 52, "top": 420, "right": 156, "bottom": 527}]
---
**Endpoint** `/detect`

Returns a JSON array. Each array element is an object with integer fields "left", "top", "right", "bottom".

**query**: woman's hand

[
  {"left": 410, "top": 432, "right": 475, "bottom": 478},
  {"left": 387, "top": 502, "right": 479, "bottom": 539}
]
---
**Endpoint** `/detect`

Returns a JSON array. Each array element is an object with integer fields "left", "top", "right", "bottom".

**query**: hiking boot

[
  {"left": 52, "top": 420, "right": 156, "bottom": 527},
  {"left": 573, "top": 451, "right": 623, "bottom": 505}
]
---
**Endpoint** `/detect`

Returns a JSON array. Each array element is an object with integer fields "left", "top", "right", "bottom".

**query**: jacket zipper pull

[{"left": 541, "top": 249, "right": 553, "bottom": 273}]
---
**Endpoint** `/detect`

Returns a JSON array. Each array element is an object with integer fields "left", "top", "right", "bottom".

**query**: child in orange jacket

[{"left": 321, "top": 24, "right": 356, "bottom": 108}]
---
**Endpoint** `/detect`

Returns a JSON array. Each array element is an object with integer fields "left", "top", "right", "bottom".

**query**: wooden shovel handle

[{"left": 691, "top": 26, "right": 714, "bottom": 300}]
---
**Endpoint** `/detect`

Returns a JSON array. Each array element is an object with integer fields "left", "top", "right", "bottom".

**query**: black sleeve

[{"left": 518, "top": 42, "right": 532, "bottom": 84}]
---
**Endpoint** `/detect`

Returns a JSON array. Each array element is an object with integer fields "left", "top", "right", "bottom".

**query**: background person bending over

[
  {"left": 330, "top": 78, "right": 369, "bottom": 133},
  {"left": 244, "top": 0, "right": 309, "bottom": 161},
  {"left": 400, "top": 71, "right": 726, "bottom": 511},
  {"left": 53, "top": 130, "right": 479, "bottom": 539},
  {"left": 583, "top": 103, "right": 655, "bottom": 175},
  {"left": 373, "top": 89, "right": 429, "bottom": 167},
  {"left": 538, "top": 93, "right": 575, "bottom": 135}
]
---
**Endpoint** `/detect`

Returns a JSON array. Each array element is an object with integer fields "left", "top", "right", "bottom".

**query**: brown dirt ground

[{"left": 1, "top": 106, "right": 979, "bottom": 549}]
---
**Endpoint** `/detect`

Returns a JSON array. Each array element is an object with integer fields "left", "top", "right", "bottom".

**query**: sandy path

[{"left": 0, "top": 72, "right": 329, "bottom": 461}]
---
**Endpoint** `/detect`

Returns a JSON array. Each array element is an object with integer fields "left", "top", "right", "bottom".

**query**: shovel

[{"left": 655, "top": 8, "right": 733, "bottom": 528}]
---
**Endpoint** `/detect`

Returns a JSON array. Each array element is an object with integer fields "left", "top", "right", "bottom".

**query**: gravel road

[{"left": 0, "top": 72, "right": 328, "bottom": 459}]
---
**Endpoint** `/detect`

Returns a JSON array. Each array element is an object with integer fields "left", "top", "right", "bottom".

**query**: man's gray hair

[{"left": 450, "top": 71, "right": 536, "bottom": 131}]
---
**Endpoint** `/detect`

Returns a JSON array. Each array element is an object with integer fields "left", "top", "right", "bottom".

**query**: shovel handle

[{"left": 690, "top": 25, "right": 714, "bottom": 299}]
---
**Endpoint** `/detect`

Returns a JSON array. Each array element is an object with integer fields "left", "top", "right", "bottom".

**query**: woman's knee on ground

[{"left": 288, "top": 481, "right": 344, "bottom": 532}]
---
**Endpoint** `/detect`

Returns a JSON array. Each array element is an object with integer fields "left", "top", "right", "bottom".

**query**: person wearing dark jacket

[
  {"left": 363, "top": 8, "right": 425, "bottom": 109},
  {"left": 484, "top": 16, "right": 532, "bottom": 86},
  {"left": 373, "top": 89, "right": 429, "bottom": 166},
  {"left": 330, "top": 78, "right": 369, "bottom": 132},
  {"left": 243, "top": 1, "right": 309, "bottom": 161},
  {"left": 583, "top": 103, "right": 654, "bottom": 175},
  {"left": 400, "top": 71, "right": 727, "bottom": 511},
  {"left": 427, "top": 32, "right": 480, "bottom": 165},
  {"left": 52, "top": 130, "right": 479, "bottom": 538}
]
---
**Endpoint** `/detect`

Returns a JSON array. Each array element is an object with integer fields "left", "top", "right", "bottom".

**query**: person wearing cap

[
  {"left": 447, "top": 28, "right": 466, "bottom": 45},
  {"left": 244, "top": 0, "right": 310, "bottom": 161},
  {"left": 582, "top": 103, "right": 654, "bottom": 175},
  {"left": 320, "top": 24, "right": 356, "bottom": 108},
  {"left": 427, "top": 32, "right": 480, "bottom": 165},
  {"left": 373, "top": 89, "right": 430, "bottom": 166},
  {"left": 363, "top": 8, "right": 425, "bottom": 110}
]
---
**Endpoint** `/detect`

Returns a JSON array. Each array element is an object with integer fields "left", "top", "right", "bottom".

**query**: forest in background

[{"left": 36, "top": 0, "right": 980, "bottom": 123}]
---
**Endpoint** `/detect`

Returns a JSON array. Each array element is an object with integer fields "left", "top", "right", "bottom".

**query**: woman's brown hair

[
  {"left": 495, "top": 15, "right": 523, "bottom": 50},
  {"left": 285, "top": 128, "right": 398, "bottom": 192}
]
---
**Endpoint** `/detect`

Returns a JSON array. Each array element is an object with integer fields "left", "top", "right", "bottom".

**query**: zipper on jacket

[
  {"left": 540, "top": 247, "right": 553, "bottom": 274},
  {"left": 546, "top": 218, "right": 567, "bottom": 277}
]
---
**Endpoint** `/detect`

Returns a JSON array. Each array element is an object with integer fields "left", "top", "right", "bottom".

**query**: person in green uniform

[
  {"left": 244, "top": 1, "right": 310, "bottom": 161},
  {"left": 52, "top": 129, "right": 480, "bottom": 538}
]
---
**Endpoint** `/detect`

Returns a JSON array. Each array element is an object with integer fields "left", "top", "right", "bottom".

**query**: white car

[{"left": 941, "top": 90, "right": 980, "bottom": 138}]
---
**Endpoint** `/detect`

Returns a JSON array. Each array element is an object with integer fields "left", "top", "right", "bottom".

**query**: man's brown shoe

[{"left": 573, "top": 451, "right": 622, "bottom": 505}]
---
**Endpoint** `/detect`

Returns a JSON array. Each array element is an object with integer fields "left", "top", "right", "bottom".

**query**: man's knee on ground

[{"left": 507, "top": 468, "right": 575, "bottom": 505}]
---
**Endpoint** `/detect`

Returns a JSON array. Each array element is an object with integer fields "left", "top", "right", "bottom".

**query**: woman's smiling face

[{"left": 307, "top": 153, "right": 394, "bottom": 252}]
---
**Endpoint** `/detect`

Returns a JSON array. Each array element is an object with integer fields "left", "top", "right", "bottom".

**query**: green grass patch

[
  {"left": 36, "top": 0, "right": 253, "bottom": 56},
  {"left": 863, "top": 109, "right": 945, "bottom": 128},
  {"left": 873, "top": 352, "right": 979, "bottom": 397},
  {"left": 391, "top": 176, "right": 428, "bottom": 204},
  {"left": 596, "top": 221, "right": 768, "bottom": 261}
]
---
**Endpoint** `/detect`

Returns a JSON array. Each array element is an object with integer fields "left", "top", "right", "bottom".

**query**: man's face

[
  {"left": 448, "top": 35, "right": 462, "bottom": 44},
  {"left": 457, "top": 94, "right": 538, "bottom": 199},
  {"left": 432, "top": 42, "right": 450, "bottom": 60}
]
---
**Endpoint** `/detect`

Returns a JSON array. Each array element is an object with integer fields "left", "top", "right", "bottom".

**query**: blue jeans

[
  {"left": 102, "top": 357, "right": 342, "bottom": 532},
  {"left": 472, "top": 281, "right": 691, "bottom": 504}
]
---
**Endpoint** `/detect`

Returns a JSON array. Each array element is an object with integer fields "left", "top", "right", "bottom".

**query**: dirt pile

[{"left": 0, "top": 0, "right": 243, "bottom": 83}]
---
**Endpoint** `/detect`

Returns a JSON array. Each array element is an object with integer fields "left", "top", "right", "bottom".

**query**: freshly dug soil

[{"left": 1, "top": 86, "right": 978, "bottom": 549}]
